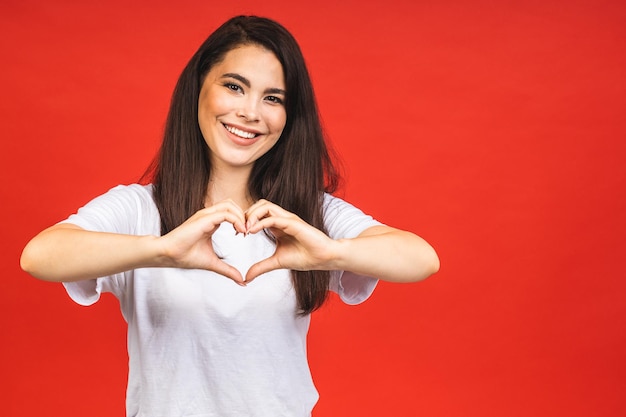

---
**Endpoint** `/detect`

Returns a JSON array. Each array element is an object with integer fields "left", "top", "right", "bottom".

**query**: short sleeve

[
  {"left": 60, "top": 184, "right": 158, "bottom": 306},
  {"left": 323, "top": 194, "right": 383, "bottom": 305},
  {"left": 63, "top": 276, "right": 119, "bottom": 307}
]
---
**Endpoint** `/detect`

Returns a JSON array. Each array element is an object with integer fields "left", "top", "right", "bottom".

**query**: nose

[{"left": 236, "top": 97, "right": 259, "bottom": 122}]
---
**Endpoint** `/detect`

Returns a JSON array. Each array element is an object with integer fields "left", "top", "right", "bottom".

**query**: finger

[
  {"left": 245, "top": 201, "right": 295, "bottom": 231},
  {"left": 210, "top": 258, "right": 246, "bottom": 286},
  {"left": 245, "top": 198, "right": 271, "bottom": 214},
  {"left": 245, "top": 255, "right": 282, "bottom": 284},
  {"left": 245, "top": 200, "right": 272, "bottom": 230},
  {"left": 209, "top": 199, "right": 246, "bottom": 217},
  {"left": 194, "top": 208, "right": 247, "bottom": 234},
  {"left": 247, "top": 215, "right": 298, "bottom": 235}
]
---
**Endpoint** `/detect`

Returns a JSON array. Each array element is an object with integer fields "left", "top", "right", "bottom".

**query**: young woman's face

[{"left": 198, "top": 44, "right": 287, "bottom": 174}]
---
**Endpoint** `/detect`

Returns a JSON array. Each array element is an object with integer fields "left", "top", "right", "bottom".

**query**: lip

[{"left": 221, "top": 122, "right": 264, "bottom": 146}]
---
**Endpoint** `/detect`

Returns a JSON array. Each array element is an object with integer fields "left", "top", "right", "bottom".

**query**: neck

[{"left": 205, "top": 165, "right": 254, "bottom": 210}]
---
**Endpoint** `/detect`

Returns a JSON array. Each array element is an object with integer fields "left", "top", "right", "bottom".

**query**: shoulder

[
  {"left": 91, "top": 183, "right": 156, "bottom": 210},
  {"left": 322, "top": 193, "right": 383, "bottom": 239},
  {"left": 85, "top": 183, "right": 156, "bottom": 213},
  {"left": 322, "top": 192, "right": 358, "bottom": 214},
  {"left": 63, "top": 183, "right": 159, "bottom": 234},
  {"left": 106, "top": 183, "right": 154, "bottom": 200},
  {"left": 322, "top": 193, "right": 371, "bottom": 221}
]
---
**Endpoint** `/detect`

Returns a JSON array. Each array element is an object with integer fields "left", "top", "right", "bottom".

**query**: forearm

[
  {"left": 331, "top": 226, "right": 440, "bottom": 283},
  {"left": 20, "top": 224, "right": 165, "bottom": 282}
]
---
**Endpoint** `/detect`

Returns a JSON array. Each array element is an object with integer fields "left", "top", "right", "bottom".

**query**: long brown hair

[{"left": 143, "top": 16, "right": 340, "bottom": 315}]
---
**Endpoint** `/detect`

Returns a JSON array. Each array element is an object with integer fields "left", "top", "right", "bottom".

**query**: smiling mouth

[{"left": 223, "top": 124, "right": 258, "bottom": 139}]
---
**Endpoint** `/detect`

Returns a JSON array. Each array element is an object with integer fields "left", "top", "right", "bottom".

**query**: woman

[{"left": 21, "top": 15, "right": 439, "bottom": 417}]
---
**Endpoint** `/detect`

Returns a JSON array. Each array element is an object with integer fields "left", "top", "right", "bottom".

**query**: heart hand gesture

[
  {"left": 244, "top": 200, "right": 337, "bottom": 283},
  {"left": 158, "top": 200, "right": 248, "bottom": 285}
]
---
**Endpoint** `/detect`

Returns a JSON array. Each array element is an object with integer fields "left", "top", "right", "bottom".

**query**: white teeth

[{"left": 225, "top": 124, "right": 256, "bottom": 139}]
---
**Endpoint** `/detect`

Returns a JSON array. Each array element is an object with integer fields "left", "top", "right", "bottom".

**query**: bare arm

[
  {"left": 244, "top": 200, "right": 439, "bottom": 283},
  {"left": 20, "top": 223, "right": 163, "bottom": 282},
  {"left": 330, "top": 225, "right": 439, "bottom": 283},
  {"left": 20, "top": 200, "right": 248, "bottom": 285}
]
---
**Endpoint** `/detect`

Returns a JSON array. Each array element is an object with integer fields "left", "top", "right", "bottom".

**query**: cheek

[
  {"left": 200, "top": 89, "right": 230, "bottom": 118},
  {"left": 270, "top": 110, "right": 287, "bottom": 135},
  {"left": 212, "top": 94, "right": 232, "bottom": 115}
]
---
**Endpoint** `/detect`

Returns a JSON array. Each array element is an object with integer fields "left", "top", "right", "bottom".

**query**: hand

[
  {"left": 158, "top": 200, "right": 248, "bottom": 285},
  {"left": 244, "top": 199, "right": 337, "bottom": 283}
]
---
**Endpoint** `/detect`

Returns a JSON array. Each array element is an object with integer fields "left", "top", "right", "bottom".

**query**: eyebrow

[{"left": 221, "top": 72, "right": 286, "bottom": 96}]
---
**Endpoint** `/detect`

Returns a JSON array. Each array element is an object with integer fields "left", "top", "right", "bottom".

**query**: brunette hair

[{"left": 143, "top": 16, "right": 340, "bottom": 315}]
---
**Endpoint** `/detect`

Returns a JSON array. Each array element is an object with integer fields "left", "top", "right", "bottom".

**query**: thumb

[
  {"left": 211, "top": 259, "right": 246, "bottom": 286},
  {"left": 245, "top": 255, "right": 282, "bottom": 284}
]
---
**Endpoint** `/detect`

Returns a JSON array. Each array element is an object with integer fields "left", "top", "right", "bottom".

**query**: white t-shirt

[{"left": 62, "top": 184, "right": 380, "bottom": 417}]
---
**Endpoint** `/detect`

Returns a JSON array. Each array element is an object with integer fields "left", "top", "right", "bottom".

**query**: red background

[{"left": 2, "top": 0, "right": 625, "bottom": 415}]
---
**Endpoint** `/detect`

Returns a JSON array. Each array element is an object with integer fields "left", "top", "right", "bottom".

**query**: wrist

[
  {"left": 326, "top": 238, "right": 350, "bottom": 271},
  {"left": 144, "top": 235, "right": 174, "bottom": 268}
]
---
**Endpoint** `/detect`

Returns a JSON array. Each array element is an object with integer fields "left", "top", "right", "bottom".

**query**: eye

[
  {"left": 223, "top": 82, "right": 242, "bottom": 93},
  {"left": 265, "top": 95, "right": 284, "bottom": 105}
]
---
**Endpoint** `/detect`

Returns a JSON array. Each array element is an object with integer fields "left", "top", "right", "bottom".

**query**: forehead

[{"left": 209, "top": 45, "right": 285, "bottom": 87}]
